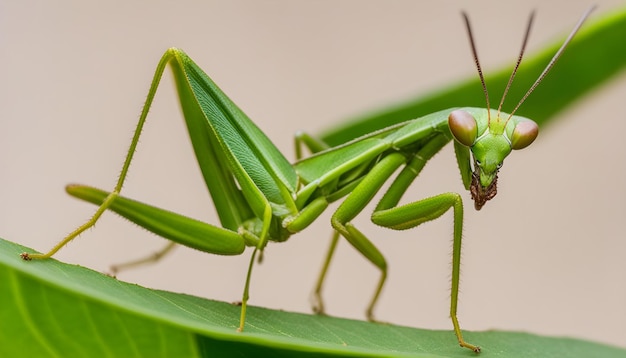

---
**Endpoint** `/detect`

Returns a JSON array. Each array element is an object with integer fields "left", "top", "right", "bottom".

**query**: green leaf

[
  {"left": 1, "top": 238, "right": 624, "bottom": 357},
  {"left": 320, "top": 8, "right": 626, "bottom": 146}
]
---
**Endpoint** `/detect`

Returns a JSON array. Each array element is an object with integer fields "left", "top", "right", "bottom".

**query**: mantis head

[
  {"left": 453, "top": 8, "right": 592, "bottom": 210},
  {"left": 449, "top": 109, "right": 538, "bottom": 210}
]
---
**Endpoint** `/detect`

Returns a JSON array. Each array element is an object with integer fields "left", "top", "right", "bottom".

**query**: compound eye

[
  {"left": 449, "top": 110, "right": 478, "bottom": 147},
  {"left": 511, "top": 120, "right": 539, "bottom": 149}
]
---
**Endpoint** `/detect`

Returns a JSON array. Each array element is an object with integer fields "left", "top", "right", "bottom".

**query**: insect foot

[{"left": 19, "top": 253, "right": 32, "bottom": 261}]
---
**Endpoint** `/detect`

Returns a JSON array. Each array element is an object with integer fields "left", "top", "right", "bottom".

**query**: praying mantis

[{"left": 18, "top": 7, "right": 594, "bottom": 353}]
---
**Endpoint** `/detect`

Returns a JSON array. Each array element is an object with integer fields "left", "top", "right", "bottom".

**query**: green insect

[{"left": 20, "top": 8, "right": 593, "bottom": 353}]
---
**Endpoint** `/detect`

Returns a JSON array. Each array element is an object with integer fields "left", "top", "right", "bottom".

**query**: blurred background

[{"left": 1, "top": 0, "right": 625, "bottom": 349}]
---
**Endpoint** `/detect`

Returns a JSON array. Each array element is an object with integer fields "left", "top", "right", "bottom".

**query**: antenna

[
  {"left": 462, "top": 12, "right": 491, "bottom": 124},
  {"left": 497, "top": 11, "right": 535, "bottom": 120},
  {"left": 506, "top": 6, "right": 596, "bottom": 121}
]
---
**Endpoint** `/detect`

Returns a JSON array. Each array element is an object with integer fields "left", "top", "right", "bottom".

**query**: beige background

[{"left": 1, "top": 0, "right": 625, "bottom": 350}]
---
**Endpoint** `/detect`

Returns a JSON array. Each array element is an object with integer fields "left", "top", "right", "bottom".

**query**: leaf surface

[{"left": 1, "top": 238, "right": 624, "bottom": 357}]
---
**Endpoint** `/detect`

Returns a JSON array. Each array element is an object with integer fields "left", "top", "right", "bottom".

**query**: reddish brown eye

[
  {"left": 449, "top": 110, "right": 478, "bottom": 147},
  {"left": 510, "top": 120, "right": 539, "bottom": 149}
]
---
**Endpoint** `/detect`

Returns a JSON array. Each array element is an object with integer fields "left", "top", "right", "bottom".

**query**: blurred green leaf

[{"left": 320, "top": 8, "right": 626, "bottom": 145}]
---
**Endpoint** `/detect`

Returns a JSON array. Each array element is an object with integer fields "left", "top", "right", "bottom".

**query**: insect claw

[
  {"left": 310, "top": 292, "right": 326, "bottom": 315},
  {"left": 103, "top": 271, "right": 117, "bottom": 279}
]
